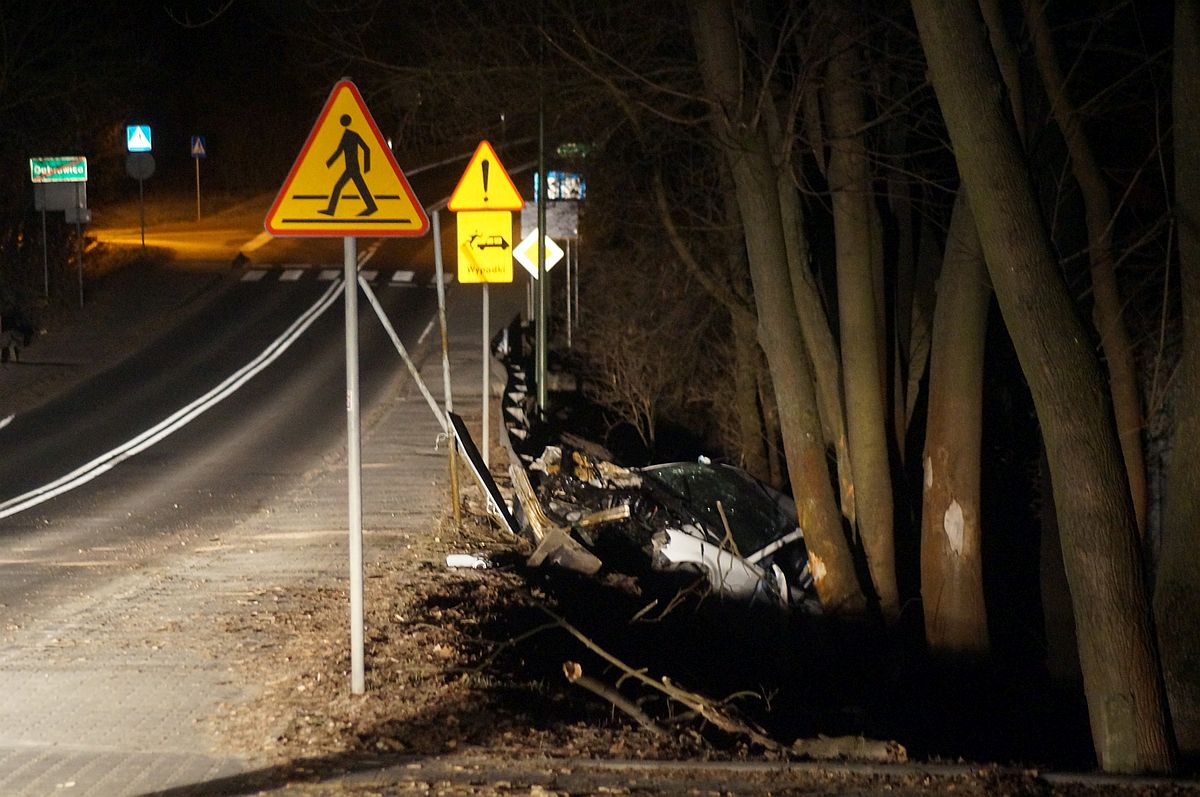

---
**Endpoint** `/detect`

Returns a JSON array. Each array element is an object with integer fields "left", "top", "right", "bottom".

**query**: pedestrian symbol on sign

[{"left": 319, "top": 115, "right": 377, "bottom": 217}]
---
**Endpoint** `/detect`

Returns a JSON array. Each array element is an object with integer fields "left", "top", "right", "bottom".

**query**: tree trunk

[
  {"left": 767, "top": 60, "right": 857, "bottom": 528},
  {"left": 826, "top": 27, "right": 899, "bottom": 620},
  {"left": 1022, "top": 0, "right": 1148, "bottom": 539},
  {"left": 690, "top": 0, "right": 865, "bottom": 615},
  {"left": 733, "top": 314, "right": 771, "bottom": 482},
  {"left": 1157, "top": 0, "right": 1200, "bottom": 759},
  {"left": 919, "top": 0, "right": 1022, "bottom": 661},
  {"left": 920, "top": 191, "right": 989, "bottom": 656},
  {"left": 890, "top": 172, "right": 917, "bottom": 458},
  {"left": 911, "top": 0, "right": 1174, "bottom": 773},
  {"left": 756, "top": 357, "right": 785, "bottom": 490}
]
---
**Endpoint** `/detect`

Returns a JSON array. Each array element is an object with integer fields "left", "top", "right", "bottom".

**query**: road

[{"left": 0, "top": 148, "right": 516, "bottom": 623}]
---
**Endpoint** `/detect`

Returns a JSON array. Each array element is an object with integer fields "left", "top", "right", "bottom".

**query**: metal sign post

[
  {"left": 125, "top": 154, "right": 155, "bottom": 250},
  {"left": 433, "top": 210, "right": 462, "bottom": 525},
  {"left": 482, "top": 282, "right": 490, "bottom": 467},
  {"left": 75, "top": 184, "right": 84, "bottom": 308},
  {"left": 41, "top": 211, "right": 48, "bottom": 298},
  {"left": 343, "top": 236, "right": 365, "bottom": 695},
  {"left": 565, "top": 238, "right": 572, "bottom": 348},
  {"left": 536, "top": 101, "right": 548, "bottom": 414}
]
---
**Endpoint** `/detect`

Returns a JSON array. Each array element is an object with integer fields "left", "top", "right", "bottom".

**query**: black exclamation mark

[{"left": 481, "top": 159, "right": 490, "bottom": 203}]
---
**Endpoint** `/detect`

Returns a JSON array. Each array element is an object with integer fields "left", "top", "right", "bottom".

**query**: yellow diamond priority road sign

[
  {"left": 457, "top": 211, "right": 514, "bottom": 283},
  {"left": 265, "top": 80, "right": 428, "bottom": 237},
  {"left": 513, "top": 229, "right": 564, "bottom": 279}
]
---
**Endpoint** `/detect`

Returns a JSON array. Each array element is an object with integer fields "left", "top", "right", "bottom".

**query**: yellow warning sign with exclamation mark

[{"left": 447, "top": 140, "right": 524, "bottom": 212}]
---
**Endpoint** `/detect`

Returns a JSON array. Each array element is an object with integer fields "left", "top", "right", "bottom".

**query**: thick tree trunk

[
  {"left": 690, "top": 0, "right": 865, "bottom": 614},
  {"left": 911, "top": 0, "right": 1174, "bottom": 773},
  {"left": 1022, "top": 0, "right": 1148, "bottom": 539},
  {"left": 920, "top": 191, "right": 989, "bottom": 656},
  {"left": 826, "top": 28, "right": 899, "bottom": 620},
  {"left": 1157, "top": 0, "right": 1200, "bottom": 759}
]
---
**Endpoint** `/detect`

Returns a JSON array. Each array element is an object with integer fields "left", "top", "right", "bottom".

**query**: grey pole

[
  {"left": 138, "top": 176, "right": 146, "bottom": 250},
  {"left": 536, "top": 0, "right": 548, "bottom": 415},
  {"left": 344, "top": 235, "right": 365, "bottom": 695},
  {"left": 75, "top": 184, "right": 83, "bottom": 309},
  {"left": 42, "top": 210, "right": 48, "bottom": 299},
  {"left": 536, "top": 98, "right": 548, "bottom": 413},
  {"left": 565, "top": 238, "right": 572, "bottom": 348},
  {"left": 433, "top": 211, "right": 462, "bottom": 525},
  {"left": 76, "top": 219, "right": 83, "bottom": 309},
  {"left": 482, "top": 282, "right": 490, "bottom": 468}
]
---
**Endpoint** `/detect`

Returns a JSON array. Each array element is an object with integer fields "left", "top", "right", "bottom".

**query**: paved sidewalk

[{"left": 0, "top": 277, "right": 523, "bottom": 796}]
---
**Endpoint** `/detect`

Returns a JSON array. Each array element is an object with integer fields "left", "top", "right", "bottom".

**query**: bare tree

[
  {"left": 911, "top": 0, "right": 1174, "bottom": 773},
  {"left": 689, "top": 0, "right": 866, "bottom": 615}
]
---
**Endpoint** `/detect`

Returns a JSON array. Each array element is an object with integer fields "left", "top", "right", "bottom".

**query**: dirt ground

[{"left": 195, "top": 498, "right": 1198, "bottom": 796}]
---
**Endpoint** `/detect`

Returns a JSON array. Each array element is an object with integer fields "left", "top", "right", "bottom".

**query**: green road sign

[{"left": 30, "top": 156, "right": 88, "bottom": 183}]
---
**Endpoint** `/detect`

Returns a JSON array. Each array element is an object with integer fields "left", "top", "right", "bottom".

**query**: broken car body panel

[{"left": 525, "top": 449, "right": 816, "bottom": 609}]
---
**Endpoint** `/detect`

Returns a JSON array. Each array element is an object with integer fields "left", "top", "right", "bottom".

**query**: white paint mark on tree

[
  {"left": 944, "top": 499, "right": 965, "bottom": 556},
  {"left": 924, "top": 456, "right": 933, "bottom": 489}
]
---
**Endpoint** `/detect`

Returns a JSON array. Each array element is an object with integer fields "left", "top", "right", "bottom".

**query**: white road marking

[
  {"left": 391, "top": 270, "right": 415, "bottom": 284},
  {"left": 0, "top": 415, "right": 12, "bottom": 431},
  {"left": 241, "top": 269, "right": 267, "bottom": 282},
  {"left": 417, "top": 318, "right": 436, "bottom": 346},
  {"left": 318, "top": 269, "right": 339, "bottom": 281},
  {"left": 0, "top": 281, "right": 344, "bottom": 520},
  {"left": 280, "top": 268, "right": 304, "bottom": 282},
  {"left": 359, "top": 270, "right": 378, "bottom": 281}
]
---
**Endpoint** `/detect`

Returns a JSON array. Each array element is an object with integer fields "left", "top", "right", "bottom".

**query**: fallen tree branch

[
  {"left": 790, "top": 734, "right": 908, "bottom": 763},
  {"left": 564, "top": 661, "right": 667, "bottom": 737},
  {"left": 538, "top": 603, "right": 781, "bottom": 750}
]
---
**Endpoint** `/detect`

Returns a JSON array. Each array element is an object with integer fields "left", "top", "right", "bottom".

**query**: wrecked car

[{"left": 519, "top": 446, "right": 817, "bottom": 610}]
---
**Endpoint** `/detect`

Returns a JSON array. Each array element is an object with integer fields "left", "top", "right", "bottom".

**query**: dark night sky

[{"left": 110, "top": 2, "right": 324, "bottom": 194}]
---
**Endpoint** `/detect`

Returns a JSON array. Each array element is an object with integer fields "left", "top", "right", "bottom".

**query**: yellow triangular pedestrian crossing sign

[
  {"left": 265, "top": 80, "right": 428, "bottom": 237},
  {"left": 447, "top": 140, "right": 524, "bottom": 212}
]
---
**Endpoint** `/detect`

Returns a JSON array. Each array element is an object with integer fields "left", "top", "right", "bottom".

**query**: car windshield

[{"left": 642, "top": 463, "right": 795, "bottom": 555}]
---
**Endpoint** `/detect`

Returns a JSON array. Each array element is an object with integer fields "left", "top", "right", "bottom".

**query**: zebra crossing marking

[{"left": 238, "top": 265, "right": 431, "bottom": 286}]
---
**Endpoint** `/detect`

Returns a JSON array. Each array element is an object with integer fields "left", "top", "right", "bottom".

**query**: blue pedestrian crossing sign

[
  {"left": 126, "top": 125, "right": 152, "bottom": 152},
  {"left": 191, "top": 136, "right": 207, "bottom": 159}
]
